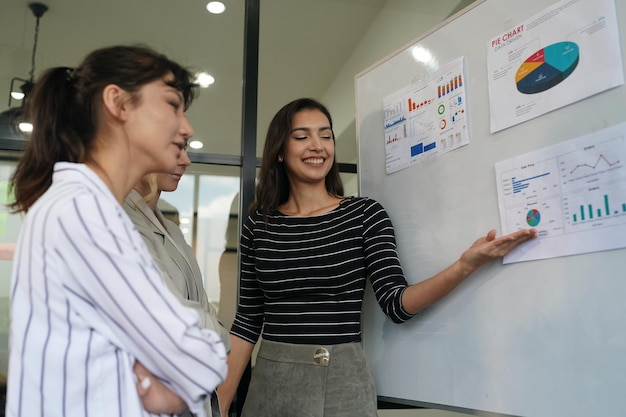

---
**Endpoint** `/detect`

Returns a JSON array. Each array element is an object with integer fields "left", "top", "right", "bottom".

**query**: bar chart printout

[
  {"left": 495, "top": 121, "right": 626, "bottom": 263},
  {"left": 382, "top": 57, "right": 469, "bottom": 174}
]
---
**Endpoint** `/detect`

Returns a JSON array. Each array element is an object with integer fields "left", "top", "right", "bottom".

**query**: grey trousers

[{"left": 241, "top": 340, "right": 378, "bottom": 417}]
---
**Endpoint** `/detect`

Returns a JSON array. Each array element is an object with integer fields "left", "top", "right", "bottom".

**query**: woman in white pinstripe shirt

[{"left": 6, "top": 45, "right": 227, "bottom": 417}]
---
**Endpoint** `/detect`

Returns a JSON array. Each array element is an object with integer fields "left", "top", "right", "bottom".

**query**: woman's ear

[{"left": 102, "top": 84, "right": 129, "bottom": 121}]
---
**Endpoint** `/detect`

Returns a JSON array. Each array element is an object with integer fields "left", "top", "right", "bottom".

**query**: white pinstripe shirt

[{"left": 6, "top": 162, "right": 227, "bottom": 417}]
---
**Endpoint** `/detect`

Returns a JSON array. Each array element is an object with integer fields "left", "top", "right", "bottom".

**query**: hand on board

[{"left": 460, "top": 228, "right": 537, "bottom": 273}]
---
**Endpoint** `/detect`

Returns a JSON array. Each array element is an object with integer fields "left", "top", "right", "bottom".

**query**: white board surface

[{"left": 356, "top": 1, "right": 626, "bottom": 416}]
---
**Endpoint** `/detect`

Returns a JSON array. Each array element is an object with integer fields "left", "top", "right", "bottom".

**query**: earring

[{"left": 278, "top": 155, "right": 283, "bottom": 162}]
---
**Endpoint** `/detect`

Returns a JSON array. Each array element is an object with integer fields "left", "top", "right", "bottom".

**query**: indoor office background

[{"left": 0, "top": 1, "right": 475, "bottom": 416}]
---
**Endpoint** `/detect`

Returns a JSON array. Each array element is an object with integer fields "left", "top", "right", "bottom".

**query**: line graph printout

[
  {"left": 495, "top": 121, "right": 626, "bottom": 263},
  {"left": 486, "top": 0, "right": 623, "bottom": 133}
]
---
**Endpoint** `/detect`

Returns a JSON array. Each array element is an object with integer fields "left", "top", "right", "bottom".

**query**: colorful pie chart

[
  {"left": 515, "top": 41, "right": 579, "bottom": 94},
  {"left": 526, "top": 209, "right": 541, "bottom": 227}
]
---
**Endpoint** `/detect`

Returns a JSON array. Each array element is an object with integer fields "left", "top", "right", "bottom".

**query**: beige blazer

[{"left": 123, "top": 189, "right": 231, "bottom": 351}]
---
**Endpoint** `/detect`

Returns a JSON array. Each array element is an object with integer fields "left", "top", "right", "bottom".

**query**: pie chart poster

[{"left": 486, "top": 0, "right": 623, "bottom": 133}]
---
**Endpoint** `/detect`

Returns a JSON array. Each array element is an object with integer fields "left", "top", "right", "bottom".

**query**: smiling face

[
  {"left": 281, "top": 109, "right": 335, "bottom": 187},
  {"left": 124, "top": 74, "right": 194, "bottom": 176}
]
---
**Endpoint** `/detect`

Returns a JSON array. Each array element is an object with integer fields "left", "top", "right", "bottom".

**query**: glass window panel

[
  {"left": 0, "top": 1, "right": 245, "bottom": 156},
  {"left": 0, "top": 159, "right": 20, "bottom": 379}
]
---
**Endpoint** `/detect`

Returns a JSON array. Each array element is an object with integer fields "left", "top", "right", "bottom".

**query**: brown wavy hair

[
  {"left": 9, "top": 44, "right": 197, "bottom": 213},
  {"left": 252, "top": 97, "right": 344, "bottom": 216}
]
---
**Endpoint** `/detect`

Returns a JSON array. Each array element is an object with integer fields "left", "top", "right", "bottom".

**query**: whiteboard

[{"left": 356, "top": 1, "right": 626, "bottom": 416}]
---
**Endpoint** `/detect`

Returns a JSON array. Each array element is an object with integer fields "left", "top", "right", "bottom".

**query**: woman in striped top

[
  {"left": 6, "top": 45, "right": 227, "bottom": 417},
  {"left": 217, "top": 98, "right": 536, "bottom": 417}
]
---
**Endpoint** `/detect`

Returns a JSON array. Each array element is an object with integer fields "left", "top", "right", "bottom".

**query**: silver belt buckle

[{"left": 314, "top": 347, "right": 330, "bottom": 366}]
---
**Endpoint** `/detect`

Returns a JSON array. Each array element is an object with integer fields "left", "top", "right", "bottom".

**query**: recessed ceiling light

[
  {"left": 206, "top": 1, "right": 225, "bottom": 14},
  {"left": 18, "top": 122, "right": 33, "bottom": 133},
  {"left": 195, "top": 72, "right": 215, "bottom": 88},
  {"left": 189, "top": 140, "right": 204, "bottom": 150}
]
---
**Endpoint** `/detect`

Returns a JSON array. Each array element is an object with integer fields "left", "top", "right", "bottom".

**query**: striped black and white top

[
  {"left": 7, "top": 162, "right": 227, "bottom": 417},
  {"left": 231, "top": 197, "right": 414, "bottom": 345}
]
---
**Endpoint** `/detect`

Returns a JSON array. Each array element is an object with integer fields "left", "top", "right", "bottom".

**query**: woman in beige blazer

[{"left": 124, "top": 147, "right": 230, "bottom": 417}]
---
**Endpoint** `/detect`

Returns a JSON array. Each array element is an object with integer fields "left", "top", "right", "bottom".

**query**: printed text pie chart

[{"left": 515, "top": 41, "right": 579, "bottom": 94}]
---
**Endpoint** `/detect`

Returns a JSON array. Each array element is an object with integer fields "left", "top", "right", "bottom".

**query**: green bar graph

[{"left": 573, "top": 194, "right": 626, "bottom": 222}]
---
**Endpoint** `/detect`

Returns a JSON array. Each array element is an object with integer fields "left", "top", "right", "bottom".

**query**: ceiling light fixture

[
  {"left": 189, "top": 140, "right": 204, "bottom": 150},
  {"left": 195, "top": 72, "right": 215, "bottom": 88},
  {"left": 0, "top": 2, "right": 49, "bottom": 141},
  {"left": 206, "top": 1, "right": 226, "bottom": 14}
]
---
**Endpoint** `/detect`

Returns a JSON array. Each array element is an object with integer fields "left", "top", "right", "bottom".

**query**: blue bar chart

[{"left": 499, "top": 157, "right": 561, "bottom": 210}]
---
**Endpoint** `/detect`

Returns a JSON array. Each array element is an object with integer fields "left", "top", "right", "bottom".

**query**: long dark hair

[
  {"left": 252, "top": 97, "right": 344, "bottom": 216},
  {"left": 8, "top": 45, "right": 197, "bottom": 213}
]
